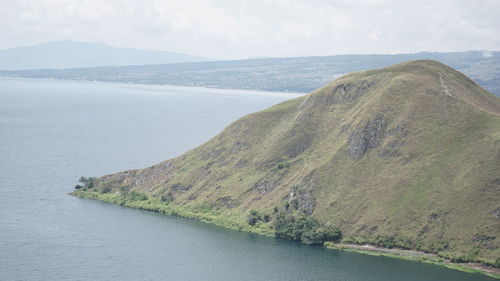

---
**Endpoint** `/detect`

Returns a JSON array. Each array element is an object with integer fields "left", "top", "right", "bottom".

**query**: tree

[
  {"left": 76, "top": 176, "right": 95, "bottom": 189},
  {"left": 323, "top": 224, "right": 342, "bottom": 242},
  {"left": 247, "top": 210, "right": 261, "bottom": 226}
]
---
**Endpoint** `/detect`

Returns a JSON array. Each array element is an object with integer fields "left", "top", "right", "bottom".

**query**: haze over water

[{"left": 0, "top": 77, "right": 495, "bottom": 281}]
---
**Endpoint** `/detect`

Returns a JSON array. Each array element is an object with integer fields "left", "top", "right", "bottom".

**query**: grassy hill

[{"left": 72, "top": 60, "right": 500, "bottom": 267}]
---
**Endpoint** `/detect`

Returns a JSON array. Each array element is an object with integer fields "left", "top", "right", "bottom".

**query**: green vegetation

[
  {"left": 71, "top": 189, "right": 275, "bottom": 237},
  {"left": 246, "top": 210, "right": 270, "bottom": 226},
  {"left": 275, "top": 211, "right": 321, "bottom": 244},
  {"left": 74, "top": 176, "right": 94, "bottom": 190},
  {"left": 71, "top": 60, "right": 500, "bottom": 275},
  {"left": 324, "top": 242, "right": 500, "bottom": 279}
]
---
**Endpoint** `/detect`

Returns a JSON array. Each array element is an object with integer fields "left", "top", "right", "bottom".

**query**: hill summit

[{"left": 73, "top": 60, "right": 500, "bottom": 266}]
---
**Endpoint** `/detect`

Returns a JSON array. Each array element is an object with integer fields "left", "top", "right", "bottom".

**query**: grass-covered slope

[{"left": 72, "top": 60, "right": 500, "bottom": 266}]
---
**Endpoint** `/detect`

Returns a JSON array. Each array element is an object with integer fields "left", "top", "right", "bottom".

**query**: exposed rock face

[
  {"left": 493, "top": 207, "right": 500, "bottom": 219},
  {"left": 348, "top": 115, "right": 387, "bottom": 159},
  {"left": 170, "top": 183, "right": 191, "bottom": 193},
  {"left": 286, "top": 134, "right": 312, "bottom": 158},
  {"left": 300, "top": 79, "right": 376, "bottom": 110},
  {"left": 288, "top": 186, "right": 316, "bottom": 215},
  {"left": 231, "top": 141, "right": 246, "bottom": 153},
  {"left": 327, "top": 80, "right": 375, "bottom": 104},
  {"left": 252, "top": 180, "right": 277, "bottom": 194}
]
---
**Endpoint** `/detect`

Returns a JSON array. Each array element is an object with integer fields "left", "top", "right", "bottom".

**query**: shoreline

[
  {"left": 0, "top": 75, "right": 306, "bottom": 97},
  {"left": 324, "top": 243, "right": 500, "bottom": 278},
  {"left": 70, "top": 190, "right": 500, "bottom": 279}
]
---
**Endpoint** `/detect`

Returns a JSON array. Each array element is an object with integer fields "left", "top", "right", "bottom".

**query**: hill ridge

[{"left": 73, "top": 60, "right": 500, "bottom": 267}]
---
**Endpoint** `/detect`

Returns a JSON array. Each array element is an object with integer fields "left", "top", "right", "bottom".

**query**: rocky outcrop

[
  {"left": 493, "top": 207, "right": 500, "bottom": 220},
  {"left": 288, "top": 185, "right": 316, "bottom": 215},
  {"left": 252, "top": 180, "right": 277, "bottom": 194},
  {"left": 327, "top": 80, "right": 375, "bottom": 104},
  {"left": 348, "top": 115, "right": 387, "bottom": 159}
]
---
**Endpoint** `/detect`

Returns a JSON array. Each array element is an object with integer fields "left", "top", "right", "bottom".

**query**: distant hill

[
  {"left": 73, "top": 60, "right": 500, "bottom": 267},
  {"left": 2, "top": 50, "right": 499, "bottom": 97},
  {"left": 0, "top": 41, "right": 207, "bottom": 70}
]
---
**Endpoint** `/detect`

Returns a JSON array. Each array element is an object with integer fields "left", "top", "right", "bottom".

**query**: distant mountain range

[
  {"left": 0, "top": 41, "right": 207, "bottom": 70},
  {"left": 1, "top": 50, "right": 499, "bottom": 97}
]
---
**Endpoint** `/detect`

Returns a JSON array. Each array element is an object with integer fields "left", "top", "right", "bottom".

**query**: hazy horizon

[
  {"left": 2, "top": 40, "right": 499, "bottom": 61},
  {"left": 2, "top": 0, "right": 499, "bottom": 60}
]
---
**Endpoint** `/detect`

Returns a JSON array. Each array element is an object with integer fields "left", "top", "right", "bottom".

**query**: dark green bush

[
  {"left": 276, "top": 162, "right": 290, "bottom": 170},
  {"left": 323, "top": 225, "right": 342, "bottom": 242},
  {"left": 263, "top": 214, "right": 271, "bottom": 222},
  {"left": 301, "top": 229, "right": 325, "bottom": 245},
  {"left": 284, "top": 201, "right": 290, "bottom": 210},
  {"left": 247, "top": 210, "right": 261, "bottom": 226},
  {"left": 75, "top": 176, "right": 95, "bottom": 189},
  {"left": 246, "top": 210, "right": 273, "bottom": 226},
  {"left": 128, "top": 190, "right": 148, "bottom": 201},
  {"left": 274, "top": 211, "right": 336, "bottom": 245}
]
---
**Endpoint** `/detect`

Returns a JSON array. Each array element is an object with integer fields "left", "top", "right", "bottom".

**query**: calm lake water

[{"left": 0, "top": 77, "right": 495, "bottom": 281}]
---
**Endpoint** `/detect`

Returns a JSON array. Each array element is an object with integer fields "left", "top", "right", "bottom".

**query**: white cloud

[{"left": 0, "top": 0, "right": 499, "bottom": 59}]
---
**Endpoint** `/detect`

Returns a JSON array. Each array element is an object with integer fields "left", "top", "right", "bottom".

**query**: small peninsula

[{"left": 72, "top": 60, "right": 500, "bottom": 278}]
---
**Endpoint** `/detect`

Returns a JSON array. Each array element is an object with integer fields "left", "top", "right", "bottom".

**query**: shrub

[
  {"left": 263, "top": 214, "right": 271, "bottom": 222},
  {"left": 275, "top": 212, "right": 320, "bottom": 242},
  {"left": 323, "top": 224, "right": 342, "bottom": 242},
  {"left": 301, "top": 229, "right": 325, "bottom": 245},
  {"left": 274, "top": 210, "right": 342, "bottom": 245},
  {"left": 119, "top": 185, "right": 130, "bottom": 196},
  {"left": 87, "top": 177, "right": 94, "bottom": 189},
  {"left": 76, "top": 176, "right": 95, "bottom": 189},
  {"left": 102, "top": 185, "right": 112, "bottom": 194},
  {"left": 128, "top": 190, "right": 148, "bottom": 201},
  {"left": 276, "top": 162, "right": 290, "bottom": 170},
  {"left": 247, "top": 210, "right": 261, "bottom": 226},
  {"left": 78, "top": 176, "right": 88, "bottom": 184},
  {"left": 284, "top": 201, "right": 290, "bottom": 210},
  {"left": 161, "top": 192, "right": 174, "bottom": 203},
  {"left": 246, "top": 210, "right": 272, "bottom": 226}
]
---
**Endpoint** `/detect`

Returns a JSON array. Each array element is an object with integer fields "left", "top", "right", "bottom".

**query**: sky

[{"left": 1, "top": 0, "right": 499, "bottom": 59}]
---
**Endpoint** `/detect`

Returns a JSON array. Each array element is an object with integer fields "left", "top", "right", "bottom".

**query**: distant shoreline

[
  {"left": 3, "top": 50, "right": 499, "bottom": 97},
  {"left": 0, "top": 75, "right": 306, "bottom": 98}
]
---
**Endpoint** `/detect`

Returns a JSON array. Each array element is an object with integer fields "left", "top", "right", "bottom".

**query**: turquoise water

[{"left": 0, "top": 77, "right": 495, "bottom": 281}]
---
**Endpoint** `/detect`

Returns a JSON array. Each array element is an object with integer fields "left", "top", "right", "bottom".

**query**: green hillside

[{"left": 72, "top": 60, "right": 500, "bottom": 267}]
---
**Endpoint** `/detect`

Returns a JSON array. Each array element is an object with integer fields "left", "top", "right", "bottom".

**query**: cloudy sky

[{"left": 1, "top": 0, "right": 499, "bottom": 59}]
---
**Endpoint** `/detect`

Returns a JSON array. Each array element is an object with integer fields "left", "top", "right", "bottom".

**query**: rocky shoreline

[{"left": 325, "top": 243, "right": 500, "bottom": 279}]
